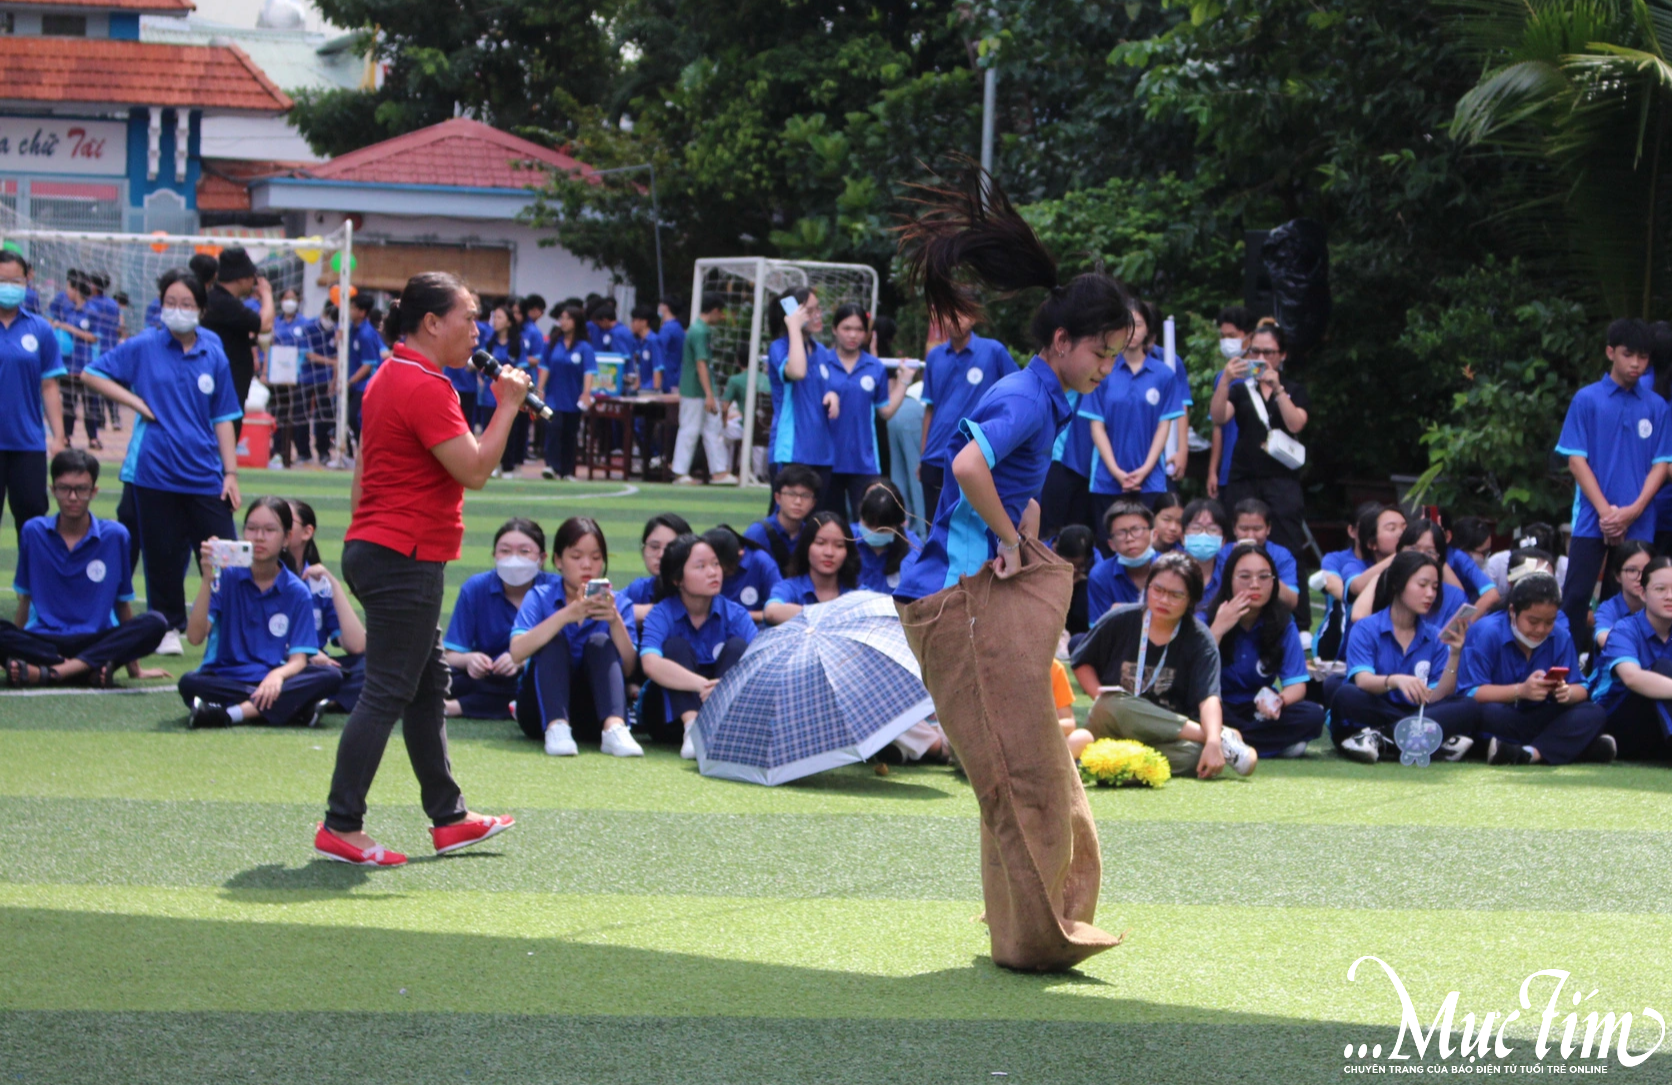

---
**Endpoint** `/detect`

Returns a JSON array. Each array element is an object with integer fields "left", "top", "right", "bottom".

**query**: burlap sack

[{"left": 897, "top": 538, "right": 1120, "bottom": 972}]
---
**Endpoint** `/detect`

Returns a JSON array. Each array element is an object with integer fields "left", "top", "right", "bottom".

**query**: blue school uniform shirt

[
  {"left": 721, "top": 547, "right": 782, "bottom": 610},
  {"left": 1085, "top": 354, "right": 1185, "bottom": 496},
  {"left": 511, "top": 579, "right": 633, "bottom": 666},
  {"left": 768, "top": 574, "right": 852, "bottom": 606},
  {"left": 590, "top": 322, "right": 634, "bottom": 356},
  {"left": 1595, "top": 593, "right": 1639, "bottom": 643},
  {"left": 1344, "top": 608, "right": 1452, "bottom": 708},
  {"left": 770, "top": 338, "right": 836, "bottom": 467},
  {"left": 1556, "top": 374, "right": 1672, "bottom": 540},
  {"left": 1052, "top": 390, "right": 1095, "bottom": 479},
  {"left": 896, "top": 356, "right": 1074, "bottom": 600},
  {"left": 854, "top": 525, "right": 923, "bottom": 593},
  {"left": 1219, "top": 616, "right": 1310, "bottom": 704},
  {"left": 518, "top": 320, "right": 546, "bottom": 364},
  {"left": 1591, "top": 610, "right": 1672, "bottom": 713},
  {"left": 1429, "top": 581, "right": 1469, "bottom": 631},
  {"left": 297, "top": 320, "right": 334, "bottom": 386},
  {"left": 1319, "top": 547, "right": 1356, "bottom": 632},
  {"left": 659, "top": 318, "right": 685, "bottom": 389},
  {"left": 639, "top": 594, "right": 757, "bottom": 660},
  {"left": 445, "top": 569, "right": 560, "bottom": 659},
  {"left": 308, "top": 575, "right": 342, "bottom": 648},
  {"left": 744, "top": 515, "right": 799, "bottom": 568},
  {"left": 1447, "top": 549, "right": 1494, "bottom": 602},
  {"left": 1204, "top": 539, "right": 1301, "bottom": 603},
  {"left": 48, "top": 292, "right": 96, "bottom": 374},
  {"left": 86, "top": 326, "right": 241, "bottom": 496},
  {"left": 1456, "top": 610, "right": 1579, "bottom": 701},
  {"left": 348, "top": 319, "right": 383, "bottom": 391},
  {"left": 633, "top": 332, "right": 662, "bottom": 389},
  {"left": 1086, "top": 555, "right": 1144, "bottom": 623},
  {"left": 920, "top": 333, "right": 1017, "bottom": 469},
  {"left": 826, "top": 352, "right": 890, "bottom": 474},
  {"left": 1211, "top": 370, "right": 1238, "bottom": 488},
  {"left": 0, "top": 309, "right": 67, "bottom": 451},
  {"left": 88, "top": 295, "right": 121, "bottom": 353},
  {"left": 622, "top": 575, "right": 658, "bottom": 606},
  {"left": 13, "top": 514, "right": 133, "bottom": 635},
  {"left": 541, "top": 337, "right": 597, "bottom": 414},
  {"left": 143, "top": 297, "right": 162, "bottom": 330},
  {"left": 199, "top": 565, "right": 319, "bottom": 684}
]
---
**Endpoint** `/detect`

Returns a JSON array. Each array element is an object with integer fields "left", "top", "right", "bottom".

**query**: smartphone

[
  {"left": 208, "top": 540, "right": 254, "bottom": 569},
  {"left": 585, "top": 577, "right": 612, "bottom": 599},
  {"left": 1546, "top": 666, "right": 1570, "bottom": 683},
  {"left": 780, "top": 296, "right": 800, "bottom": 317},
  {"left": 1444, "top": 604, "right": 1478, "bottom": 635}
]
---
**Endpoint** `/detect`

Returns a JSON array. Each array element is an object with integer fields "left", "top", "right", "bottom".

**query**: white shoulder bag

[{"left": 1246, "top": 380, "right": 1306, "bottom": 470}]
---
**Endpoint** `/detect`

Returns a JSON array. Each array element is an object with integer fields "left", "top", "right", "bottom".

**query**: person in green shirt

[{"left": 672, "top": 294, "right": 736, "bottom": 485}]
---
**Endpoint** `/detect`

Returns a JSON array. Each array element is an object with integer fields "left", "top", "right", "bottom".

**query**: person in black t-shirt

[
  {"left": 1069, "top": 551, "right": 1257, "bottom": 779},
  {"left": 199, "top": 247, "right": 273, "bottom": 438}
]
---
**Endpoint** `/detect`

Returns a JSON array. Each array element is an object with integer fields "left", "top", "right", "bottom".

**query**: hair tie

[
  {"left": 1517, "top": 535, "right": 1536, "bottom": 548},
  {"left": 1507, "top": 561, "right": 1553, "bottom": 584}
]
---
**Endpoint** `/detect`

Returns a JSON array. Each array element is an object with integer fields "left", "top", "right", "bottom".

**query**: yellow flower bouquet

[{"left": 1077, "top": 738, "right": 1170, "bottom": 788}]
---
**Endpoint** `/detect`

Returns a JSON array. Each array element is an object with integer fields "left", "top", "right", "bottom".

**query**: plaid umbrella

[{"left": 692, "top": 591, "right": 936, "bottom": 785}]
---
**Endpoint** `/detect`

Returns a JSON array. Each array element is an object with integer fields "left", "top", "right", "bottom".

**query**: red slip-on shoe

[
  {"left": 313, "top": 824, "right": 407, "bottom": 867},
  {"left": 431, "top": 814, "right": 515, "bottom": 855}
]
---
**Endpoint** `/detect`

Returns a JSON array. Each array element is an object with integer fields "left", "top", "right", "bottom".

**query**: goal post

[
  {"left": 690, "top": 258, "right": 880, "bottom": 486},
  {"left": 0, "top": 216, "right": 355, "bottom": 466}
]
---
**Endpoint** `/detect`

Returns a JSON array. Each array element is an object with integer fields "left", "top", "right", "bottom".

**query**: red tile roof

[
  {"left": 0, "top": 39, "right": 291, "bottom": 113},
  {"left": 198, "top": 158, "right": 316, "bottom": 212},
  {"left": 11, "top": 0, "right": 193, "bottom": 8},
  {"left": 300, "top": 118, "right": 595, "bottom": 190}
]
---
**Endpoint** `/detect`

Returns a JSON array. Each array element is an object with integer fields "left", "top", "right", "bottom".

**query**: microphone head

[{"left": 469, "top": 349, "right": 496, "bottom": 373}]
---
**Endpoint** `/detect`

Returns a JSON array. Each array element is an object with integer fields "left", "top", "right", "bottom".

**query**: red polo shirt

[{"left": 345, "top": 343, "right": 471, "bottom": 562}]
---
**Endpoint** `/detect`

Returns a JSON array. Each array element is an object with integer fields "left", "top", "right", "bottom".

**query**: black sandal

[
  {"left": 6, "top": 660, "right": 59, "bottom": 687},
  {"left": 92, "top": 661, "right": 118, "bottom": 689}
]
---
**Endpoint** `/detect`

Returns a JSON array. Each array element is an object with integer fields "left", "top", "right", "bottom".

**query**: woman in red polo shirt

[{"left": 316, "top": 271, "right": 531, "bottom": 868}]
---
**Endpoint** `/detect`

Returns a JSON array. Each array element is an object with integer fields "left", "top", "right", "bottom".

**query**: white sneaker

[
  {"left": 1339, "top": 727, "right": 1383, "bottom": 764},
  {"left": 710, "top": 472, "right": 739, "bottom": 486},
  {"left": 544, "top": 721, "right": 578, "bottom": 756},
  {"left": 267, "top": 456, "right": 286, "bottom": 470},
  {"left": 680, "top": 725, "right": 696, "bottom": 760},
  {"left": 490, "top": 467, "right": 502, "bottom": 479},
  {"left": 1435, "top": 734, "right": 1474, "bottom": 762},
  {"left": 600, "top": 725, "right": 644, "bottom": 757},
  {"left": 671, "top": 474, "right": 701, "bottom": 486},
  {"left": 1220, "top": 728, "right": 1258, "bottom": 776},
  {"left": 156, "top": 628, "right": 184, "bottom": 656}
]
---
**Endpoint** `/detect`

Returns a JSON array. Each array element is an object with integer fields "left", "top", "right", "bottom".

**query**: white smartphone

[
  {"left": 780, "top": 296, "right": 800, "bottom": 317},
  {"left": 1443, "top": 604, "right": 1478, "bottom": 637},
  {"left": 585, "top": 577, "right": 612, "bottom": 599}
]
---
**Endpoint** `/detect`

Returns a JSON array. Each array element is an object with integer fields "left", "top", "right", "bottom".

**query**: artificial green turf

[{"left": 3, "top": 474, "right": 1672, "bottom": 1083}]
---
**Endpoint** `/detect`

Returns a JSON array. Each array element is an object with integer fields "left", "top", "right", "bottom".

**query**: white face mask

[
  {"left": 161, "top": 308, "right": 199, "bottom": 335},
  {"left": 281, "top": 298, "right": 298, "bottom": 316},
  {"left": 496, "top": 555, "right": 539, "bottom": 587},
  {"left": 1219, "top": 337, "right": 1244, "bottom": 359},
  {"left": 1511, "top": 624, "right": 1547, "bottom": 652},
  {"left": 317, "top": 316, "right": 336, "bottom": 332}
]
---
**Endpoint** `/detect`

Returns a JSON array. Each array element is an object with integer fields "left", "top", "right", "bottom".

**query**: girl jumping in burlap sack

[{"left": 891, "top": 166, "right": 1134, "bottom": 973}]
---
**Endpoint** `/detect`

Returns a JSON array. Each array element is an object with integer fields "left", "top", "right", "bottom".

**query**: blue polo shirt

[
  {"left": 622, "top": 575, "right": 658, "bottom": 606},
  {"left": 86, "top": 326, "right": 240, "bottom": 496},
  {"left": 854, "top": 525, "right": 923, "bottom": 593},
  {"left": 1430, "top": 581, "right": 1469, "bottom": 631},
  {"left": 764, "top": 336, "right": 793, "bottom": 458},
  {"left": 1220, "top": 616, "right": 1310, "bottom": 704},
  {"left": 143, "top": 297, "right": 162, "bottom": 330},
  {"left": 1086, "top": 556, "right": 1145, "bottom": 623},
  {"left": 347, "top": 319, "right": 384, "bottom": 391},
  {"left": 1592, "top": 611, "right": 1672, "bottom": 713},
  {"left": 49, "top": 293, "right": 96, "bottom": 374},
  {"left": 744, "top": 515, "right": 800, "bottom": 571},
  {"left": 1456, "top": 610, "right": 1579, "bottom": 702},
  {"left": 920, "top": 333, "right": 1017, "bottom": 469},
  {"left": 1206, "top": 539, "right": 1301, "bottom": 602},
  {"left": 1052, "top": 389, "right": 1095, "bottom": 478},
  {"left": 639, "top": 594, "right": 757, "bottom": 660},
  {"left": 309, "top": 574, "right": 342, "bottom": 648},
  {"left": 88, "top": 295, "right": 121, "bottom": 353},
  {"left": 13, "top": 514, "right": 133, "bottom": 635},
  {"left": 659, "top": 318, "right": 685, "bottom": 389},
  {"left": 541, "top": 338, "right": 597, "bottom": 414},
  {"left": 445, "top": 569, "right": 560, "bottom": 659},
  {"left": 770, "top": 339, "right": 836, "bottom": 467},
  {"left": 590, "top": 322, "right": 634, "bottom": 356},
  {"left": 511, "top": 579, "right": 633, "bottom": 666},
  {"left": 1086, "top": 355, "right": 1185, "bottom": 496},
  {"left": 826, "top": 352, "right": 890, "bottom": 474},
  {"left": 1319, "top": 547, "right": 1356, "bottom": 631},
  {"left": 1211, "top": 370, "right": 1238, "bottom": 487},
  {"left": 479, "top": 337, "right": 535, "bottom": 410},
  {"left": 0, "top": 309, "right": 66, "bottom": 451},
  {"left": 633, "top": 333, "right": 663, "bottom": 389},
  {"left": 896, "top": 356, "right": 1074, "bottom": 600},
  {"left": 1344, "top": 608, "right": 1452, "bottom": 707},
  {"left": 1448, "top": 550, "right": 1495, "bottom": 602},
  {"left": 297, "top": 320, "right": 334, "bottom": 387},
  {"left": 199, "top": 565, "right": 319, "bottom": 684},
  {"left": 1595, "top": 593, "right": 1639, "bottom": 643},
  {"left": 768, "top": 574, "right": 853, "bottom": 606},
  {"left": 721, "top": 547, "right": 782, "bottom": 611},
  {"left": 519, "top": 320, "right": 546, "bottom": 365},
  {"left": 1556, "top": 374, "right": 1672, "bottom": 540}
]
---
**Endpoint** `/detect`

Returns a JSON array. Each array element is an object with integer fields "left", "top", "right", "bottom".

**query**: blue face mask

[
  {"left": 1183, "top": 533, "right": 1222, "bottom": 561},
  {"left": 862, "top": 528, "right": 894, "bottom": 549},
  {"left": 1117, "top": 546, "right": 1156, "bottom": 568},
  {"left": 0, "top": 283, "right": 26, "bottom": 309}
]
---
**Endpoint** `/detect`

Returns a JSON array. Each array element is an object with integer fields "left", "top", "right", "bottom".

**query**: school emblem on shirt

[
  {"left": 820, "top": 364, "right": 830, "bottom": 380},
  {"left": 966, "top": 366, "right": 984, "bottom": 386},
  {"left": 1145, "top": 387, "right": 1161, "bottom": 406},
  {"left": 313, "top": 606, "right": 325, "bottom": 632},
  {"left": 713, "top": 642, "right": 726, "bottom": 662},
  {"left": 268, "top": 613, "right": 289, "bottom": 638},
  {"left": 197, "top": 373, "right": 215, "bottom": 395},
  {"left": 860, "top": 375, "right": 876, "bottom": 393},
  {"left": 79, "top": 318, "right": 89, "bottom": 330},
  {"left": 19, "top": 334, "right": 36, "bottom": 353},
  {"left": 85, "top": 559, "right": 106, "bottom": 584},
  {"left": 1641, "top": 418, "right": 1654, "bottom": 439},
  {"left": 740, "top": 586, "right": 759, "bottom": 606},
  {"left": 570, "top": 352, "right": 581, "bottom": 364}
]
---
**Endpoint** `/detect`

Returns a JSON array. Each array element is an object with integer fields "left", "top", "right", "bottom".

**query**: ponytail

[{"left": 384, "top": 271, "right": 467, "bottom": 343}]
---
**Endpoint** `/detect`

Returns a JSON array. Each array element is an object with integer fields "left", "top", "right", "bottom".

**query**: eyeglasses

[
  {"left": 1109, "top": 526, "right": 1150, "bottom": 540},
  {"left": 778, "top": 490, "right": 817, "bottom": 504},
  {"left": 1246, "top": 348, "right": 1281, "bottom": 359},
  {"left": 243, "top": 523, "right": 285, "bottom": 537},
  {"left": 1621, "top": 566, "right": 1649, "bottom": 582},
  {"left": 1233, "top": 572, "right": 1275, "bottom": 585},
  {"left": 1649, "top": 583, "right": 1672, "bottom": 598},
  {"left": 51, "top": 484, "right": 92, "bottom": 498},
  {"left": 643, "top": 540, "right": 667, "bottom": 556},
  {"left": 1149, "top": 585, "right": 1187, "bottom": 603}
]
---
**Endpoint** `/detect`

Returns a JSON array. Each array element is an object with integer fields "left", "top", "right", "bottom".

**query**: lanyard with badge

[{"left": 1130, "top": 608, "right": 1169, "bottom": 697}]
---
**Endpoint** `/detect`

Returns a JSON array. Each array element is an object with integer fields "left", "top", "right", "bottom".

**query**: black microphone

[{"left": 470, "top": 349, "right": 554, "bottom": 420}]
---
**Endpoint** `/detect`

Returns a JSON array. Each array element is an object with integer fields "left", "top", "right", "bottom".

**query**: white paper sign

[
  {"left": 0, "top": 120, "right": 127, "bottom": 177},
  {"left": 267, "top": 345, "right": 300, "bottom": 385}
]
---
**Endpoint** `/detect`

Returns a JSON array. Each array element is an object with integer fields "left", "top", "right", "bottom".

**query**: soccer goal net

[
  {"left": 691, "top": 258, "right": 880, "bottom": 486},
  {"left": 0, "top": 211, "right": 356, "bottom": 467}
]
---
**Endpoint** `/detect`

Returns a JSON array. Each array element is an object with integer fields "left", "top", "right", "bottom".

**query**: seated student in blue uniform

[
  {"left": 1086, "top": 499, "right": 1156, "bottom": 626},
  {"left": 707, "top": 525, "right": 781, "bottom": 623},
  {"left": 623, "top": 513, "right": 692, "bottom": 625},
  {"left": 1203, "top": 499, "right": 1300, "bottom": 612},
  {"left": 1349, "top": 519, "right": 1473, "bottom": 633},
  {"left": 1206, "top": 540, "right": 1325, "bottom": 758},
  {"left": 1590, "top": 554, "right": 1672, "bottom": 761},
  {"left": 1331, "top": 550, "right": 1478, "bottom": 764},
  {"left": 853, "top": 478, "right": 921, "bottom": 595},
  {"left": 440, "top": 517, "right": 556, "bottom": 720},
  {"left": 1, "top": 450, "right": 169, "bottom": 686},
  {"left": 638, "top": 532, "right": 759, "bottom": 757},
  {"left": 509, "top": 516, "right": 641, "bottom": 758},
  {"left": 1444, "top": 515, "right": 1500, "bottom": 609},
  {"left": 763, "top": 511, "right": 860, "bottom": 625},
  {"left": 179, "top": 496, "right": 342, "bottom": 728},
  {"left": 1594, "top": 540, "right": 1652, "bottom": 651},
  {"left": 1180, "top": 498, "right": 1231, "bottom": 597},
  {"left": 1314, "top": 501, "right": 1383, "bottom": 662},
  {"left": 1151, "top": 492, "right": 1185, "bottom": 554},
  {"left": 285, "top": 499, "right": 366, "bottom": 713},
  {"left": 1458, "top": 572, "right": 1613, "bottom": 766},
  {"left": 745, "top": 464, "right": 821, "bottom": 576}
]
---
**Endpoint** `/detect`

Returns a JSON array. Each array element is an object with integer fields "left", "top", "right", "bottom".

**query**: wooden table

[{"left": 581, "top": 394, "right": 680, "bottom": 481}]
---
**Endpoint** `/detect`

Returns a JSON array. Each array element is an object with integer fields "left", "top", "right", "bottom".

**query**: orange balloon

[
  {"left": 149, "top": 230, "right": 169, "bottom": 254},
  {"left": 328, "top": 284, "right": 358, "bottom": 305},
  {"left": 193, "top": 243, "right": 223, "bottom": 257}
]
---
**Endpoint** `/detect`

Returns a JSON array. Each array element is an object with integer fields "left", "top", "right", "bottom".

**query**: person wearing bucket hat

[{"left": 200, "top": 246, "right": 272, "bottom": 438}]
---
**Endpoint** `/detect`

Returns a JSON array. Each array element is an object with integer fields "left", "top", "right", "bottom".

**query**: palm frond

[{"left": 1452, "top": 59, "right": 1570, "bottom": 143}]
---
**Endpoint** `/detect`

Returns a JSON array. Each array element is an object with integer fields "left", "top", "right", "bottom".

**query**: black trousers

[
  {"left": 1224, "top": 474, "right": 1311, "bottom": 630},
  {"left": 824, "top": 471, "right": 878, "bottom": 522},
  {"left": 300, "top": 383, "right": 336, "bottom": 461},
  {"left": 1479, "top": 700, "right": 1607, "bottom": 766},
  {"left": 0, "top": 449, "right": 47, "bottom": 546},
  {"left": 1561, "top": 535, "right": 1609, "bottom": 655},
  {"left": 179, "top": 663, "right": 343, "bottom": 726},
  {"left": 0, "top": 612, "right": 167, "bottom": 670},
  {"left": 545, "top": 412, "right": 582, "bottom": 478},
  {"left": 268, "top": 384, "right": 296, "bottom": 467},
  {"left": 132, "top": 484, "right": 237, "bottom": 632},
  {"left": 1328, "top": 683, "right": 1480, "bottom": 744},
  {"left": 1039, "top": 461, "right": 1092, "bottom": 541},
  {"left": 60, "top": 375, "right": 101, "bottom": 442},
  {"left": 115, "top": 482, "right": 142, "bottom": 572},
  {"left": 1221, "top": 697, "right": 1326, "bottom": 756},
  {"left": 516, "top": 630, "right": 628, "bottom": 741},
  {"left": 447, "top": 668, "right": 518, "bottom": 719},
  {"left": 501, "top": 412, "right": 530, "bottom": 473},
  {"left": 325, "top": 540, "right": 467, "bottom": 834},
  {"left": 1603, "top": 655, "right": 1672, "bottom": 759},
  {"left": 640, "top": 634, "right": 749, "bottom": 742},
  {"left": 919, "top": 462, "right": 946, "bottom": 528}
]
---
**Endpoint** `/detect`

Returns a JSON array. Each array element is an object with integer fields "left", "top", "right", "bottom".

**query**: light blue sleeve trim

[
  {"left": 1554, "top": 444, "right": 1587, "bottom": 457},
  {"left": 1278, "top": 673, "right": 1310, "bottom": 690},
  {"left": 1346, "top": 665, "right": 1374, "bottom": 680},
  {"left": 83, "top": 367, "right": 116, "bottom": 382},
  {"left": 510, "top": 626, "right": 531, "bottom": 638},
  {"left": 1076, "top": 410, "right": 1102, "bottom": 421},
  {"left": 1654, "top": 456, "right": 1672, "bottom": 464},
  {"left": 965, "top": 419, "right": 997, "bottom": 468},
  {"left": 211, "top": 411, "right": 243, "bottom": 423},
  {"left": 1464, "top": 686, "right": 1480, "bottom": 698},
  {"left": 442, "top": 639, "right": 472, "bottom": 654},
  {"left": 288, "top": 647, "right": 313, "bottom": 656},
  {"left": 11, "top": 586, "right": 28, "bottom": 597},
  {"left": 1611, "top": 655, "right": 1642, "bottom": 674},
  {"left": 117, "top": 592, "right": 135, "bottom": 603},
  {"left": 1159, "top": 409, "right": 1185, "bottom": 422},
  {"left": 641, "top": 647, "right": 665, "bottom": 657},
  {"left": 41, "top": 365, "right": 67, "bottom": 379}
]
